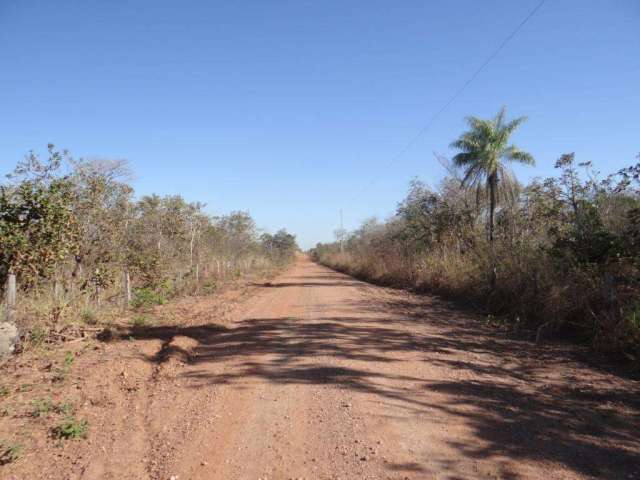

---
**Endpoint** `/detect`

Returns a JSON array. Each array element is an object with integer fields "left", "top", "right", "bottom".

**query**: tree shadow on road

[
  {"left": 110, "top": 267, "right": 640, "bottom": 480},
  {"left": 250, "top": 281, "right": 362, "bottom": 288}
]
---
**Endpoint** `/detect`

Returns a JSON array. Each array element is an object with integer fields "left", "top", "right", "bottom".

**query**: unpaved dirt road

[{"left": 2, "top": 258, "right": 639, "bottom": 480}]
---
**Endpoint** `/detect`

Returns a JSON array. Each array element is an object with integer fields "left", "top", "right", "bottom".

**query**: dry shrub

[{"left": 312, "top": 156, "right": 640, "bottom": 364}]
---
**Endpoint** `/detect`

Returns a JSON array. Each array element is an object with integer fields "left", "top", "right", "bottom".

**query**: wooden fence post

[
  {"left": 5, "top": 273, "right": 16, "bottom": 324},
  {"left": 123, "top": 269, "right": 131, "bottom": 309},
  {"left": 175, "top": 270, "right": 183, "bottom": 292},
  {"left": 53, "top": 277, "right": 63, "bottom": 301},
  {"left": 94, "top": 268, "right": 101, "bottom": 308}
]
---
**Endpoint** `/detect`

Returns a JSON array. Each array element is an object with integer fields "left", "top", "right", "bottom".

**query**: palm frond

[
  {"left": 494, "top": 106, "right": 507, "bottom": 130},
  {"left": 496, "top": 165, "right": 520, "bottom": 205},
  {"left": 503, "top": 115, "right": 528, "bottom": 136},
  {"left": 452, "top": 152, "right": 478, "bottom": 167},
  {"left": 503, "top": 145, "right": 535, "bottom": 166},
  {"left": 460, "top": 163, "right": 484, "bottom": 187}
]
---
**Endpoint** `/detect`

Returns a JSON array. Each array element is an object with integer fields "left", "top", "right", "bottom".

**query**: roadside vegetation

[
  {"left": 0, "top": 143, "right": 299, "bottom": 460},
  {"left": 0, "top": 145, "right": 298, "bottom": 350},
  {"left": 313, "top": 108, "right": 640, "bottom": 362}
]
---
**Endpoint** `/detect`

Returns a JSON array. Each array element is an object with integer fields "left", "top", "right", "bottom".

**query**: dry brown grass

[{"left": 315, "top": 244, "right": 640, "bottom": 364}]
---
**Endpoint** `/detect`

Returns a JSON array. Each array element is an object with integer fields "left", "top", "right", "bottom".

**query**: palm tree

[{"left": 450, "top": 107, "right": 534, "bottom": 243}]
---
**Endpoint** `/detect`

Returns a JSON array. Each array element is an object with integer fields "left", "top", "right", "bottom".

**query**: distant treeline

[{"left": 313, "top": 109, "right": 640, "bottom": 361}]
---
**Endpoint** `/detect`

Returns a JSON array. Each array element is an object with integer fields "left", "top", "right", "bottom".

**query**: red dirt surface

[{"left": 1, "top": 257, "right": 639, "bottom": 479}]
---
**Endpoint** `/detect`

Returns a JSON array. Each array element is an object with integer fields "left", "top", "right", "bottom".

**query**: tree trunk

[
  {"left": 488, "top": 173, "right": 497, "bottom": 290},
  {"left": 488, "top": 174, "right": 497, "bottom": 244},
  {"left": 189, "top": 231, "right": 195, "bottom": 269},
  {"left": 95, "top": 283, "right": 101, "bottom": 308},
  {"left": 123, "top": 269, "right": 131, "bottom": 310},
  {"left": 53, "top": 275, "right": 63, "bottom": 301},
  {"left": 71, "top": 256, "right": 83, "bottom": 298},
  {"left": 5, "top": 273, "right": 16, "bottom": 324}
]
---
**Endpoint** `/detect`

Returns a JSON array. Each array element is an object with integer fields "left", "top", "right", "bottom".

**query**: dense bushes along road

[
  {"left": 313, "top": 109, "right": 640, "bottom": 362},
  {"left": 0, "top": 145, "right": 298, "bottom": 347}
]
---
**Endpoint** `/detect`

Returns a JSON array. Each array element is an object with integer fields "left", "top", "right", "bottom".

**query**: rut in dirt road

[{"left": 115, "top": 257, "right": 639, "bottom": 480}]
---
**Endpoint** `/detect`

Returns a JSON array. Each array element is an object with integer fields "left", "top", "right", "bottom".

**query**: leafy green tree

[
  {"left": 70, "top": 158, "right": 134, "bottom": 290},
  {"left": 450, "top": 107, "right": 534, "bottom": 243},
  {"left": 217, "top": 211, "right": 257, "bottom": 263},
  {"left": 1, "top": 147, "right": 79, "bottom": 287},
  {"left": 261, "top": 229, "right": 298, "bottom": 263}
]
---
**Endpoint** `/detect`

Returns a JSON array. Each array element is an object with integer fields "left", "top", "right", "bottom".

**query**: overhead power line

[{"left": 346, "top": 0, "right": 548, "bottom": 205}]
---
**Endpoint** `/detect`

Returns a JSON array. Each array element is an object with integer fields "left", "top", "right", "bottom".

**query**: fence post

[
  {"left": 175, "top": 270, "right": 183, "bottom": 293},
  {"left": 53, "top": 277, "right": 63, "bottom": 301},
  {"left": 94, "top": 268, "right": 101, "bottom": 308},
  {"left": 123, "top": 269, "right": 131, "bottom": 309},
  {"left": 5, "top": 273, "right": 16, "bottom": 324}
]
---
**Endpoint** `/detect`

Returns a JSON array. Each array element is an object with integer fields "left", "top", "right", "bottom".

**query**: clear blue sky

[{"left": 1, "top": 1, "right": 638, "bottom": 249}]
